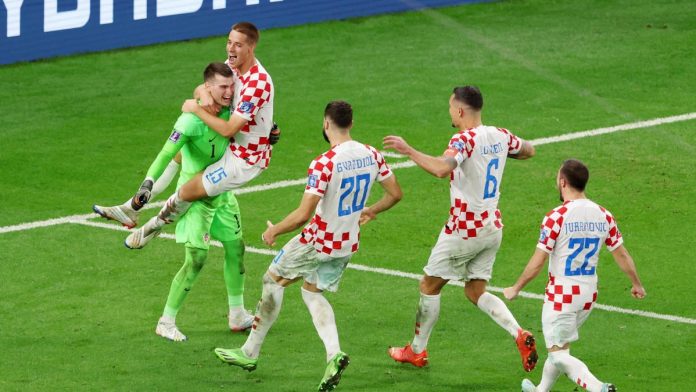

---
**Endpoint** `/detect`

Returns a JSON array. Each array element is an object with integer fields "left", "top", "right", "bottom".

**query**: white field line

[
  {"left": 3, "top": 113, "right": 696, "bottom": 325},
  {"left": 67, "top": 219, "right": 696, "bottom": 326},
  {"left": 3, "top": 111, "right": 692, "bottom": 236}
]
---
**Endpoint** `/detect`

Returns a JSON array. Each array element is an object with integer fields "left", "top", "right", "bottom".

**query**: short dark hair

[
  {"left": 203, "top": 62, "right": 233, "bottom": 82},
  {"left": 560, "top": 159, "right": 589, "bottom": 191},
  {"left": 324, "top": 101, "right": 353, "bottom": 128},
  {"left": 231, "top": 21, "right": 259, "bottom": 45},
  {"left": 452, "top": 86, "right": 483, "bottom": 111}
]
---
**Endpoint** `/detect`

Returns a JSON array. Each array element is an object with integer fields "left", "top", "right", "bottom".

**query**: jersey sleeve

[
  {"left": 603, "top": 208, "right": 624, "bottom": 251},
  {"left": 145, "top": 130, "right": 189, "bottom": 180},
  {"left": 234, "top": 73, "right": 272, "bottom": 121},
  {"left": 367, "top": 145, "right": 393, "bottom": 182},
  {"left": 497, "top": 128, "right": 523, "bottom": 155},
  {"left": 443, "top": 131, "right": 475, "bottom": 165},
  {"left": 536, "top": 207, "right": 566, "bottom": 254},
  {"left": 304, "top": 153, "right": 334, "bottom": 197}
]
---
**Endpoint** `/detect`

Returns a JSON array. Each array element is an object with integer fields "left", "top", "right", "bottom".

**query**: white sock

[
  {"left": 476, "top": 291, "right": 521, "bottom": 337},
  {"left": 242, "top": 273, "right": 284, "bottom": 359},
  {"left": 536, "top": 358, "right": 562, "bottom": 392},
  {"left": 160, "top": 314, "right": 175, "bottom": 324},
  {"left": 301, "top": 288, "right": 340, "bottom": 362},
  {"left": 549, "top": 350, "right": 604, "bottom": 392},
  {"left": 151, "top": 161, "right": 180, "bottom": 199},
  {"left": 410, "top": 292, "right": 440, "bottom": 354}
]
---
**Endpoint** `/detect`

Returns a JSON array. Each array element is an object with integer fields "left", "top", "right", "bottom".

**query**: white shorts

[
  {"left": 268, "top": 234, "right": 351, "bottom": 292},
  {"left": 202, "top": 148, "right": 263, "bottom": 197},
  {"left": 541, "top": 301, "right": 593, "bottom": 348},
  {"left": 423, "top": 227, "right": 502, "bottom": 282}
]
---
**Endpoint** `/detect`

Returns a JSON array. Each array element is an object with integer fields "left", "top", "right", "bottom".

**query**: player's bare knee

[
  {"left": 419, "top": 275, "right": 446, "bottom": 295},
  {"left": 464, "top": 280, "right": 486, "bottom": 304}
]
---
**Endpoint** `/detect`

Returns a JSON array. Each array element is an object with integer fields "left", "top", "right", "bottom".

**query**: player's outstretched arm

[
  {"left": 508, "top": 140, "right": 536, "bottom": 160},
  {"left": 383, "top": 135, "right": 456, "bottom": 178},
  {"left": 610, "top": 245, "right": 646, "bottom": 299},
  {"left": 182, "top": 100, "right": 248, "bottom": 138},
  {"left": 360, "top": 175, "right": 403, "bottom": 225},
  {"left": 503, "top": 248, "right": 549, "bottom": 300},
  {"left": 262, "top": 193, "right": 321, "bottom": 246}
]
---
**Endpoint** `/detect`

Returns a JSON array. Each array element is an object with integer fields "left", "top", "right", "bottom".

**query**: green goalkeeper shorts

[{"left": 175, "top": 192, "right": 243, "bottom": 249}]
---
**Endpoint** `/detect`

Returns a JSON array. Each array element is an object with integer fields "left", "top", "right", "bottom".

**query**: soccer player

[
  {"left": 383, "top": 86, "right": 539, "bottom": 372},
  {"left": 213, "top": 101, "right": 402, "bottom": 392},
  {"left": 126, "top": 21, "right": 276, "bottom": 248},
  {"left": 129, "top": 62, "right": 253, "bottom": 339},
  {"left": 503, "top": 159, "right": 646, "bottom": 392}
]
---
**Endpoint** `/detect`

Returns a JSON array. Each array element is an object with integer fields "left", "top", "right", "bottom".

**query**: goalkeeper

[{"left": 97, "top": 62, "right": 272, "bottom": 339}]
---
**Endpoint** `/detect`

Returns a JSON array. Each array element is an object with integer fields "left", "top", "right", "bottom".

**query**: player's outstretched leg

[
  {"left": 601, "top": 384, "right": 617, "bottom": 392},
  {"left": 124, "top": 216, "right": 162, "bottom": 249},
  {"left": 214, "top": 347, "right": 258, "bottom": 371},
  {"left": 388, "top": 344, "right": 429, "bottom": 367},
  {"left": 516, "top": 329, "right": 538, "bottom": 372},
  {"left": 93, "top": 202, "right": 139, "bottom": 229},
  {"left": 317, "top": 351, "right": 350, "bottom": 392}
]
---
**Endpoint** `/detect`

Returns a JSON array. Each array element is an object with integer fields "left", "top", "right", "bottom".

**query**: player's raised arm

[
  {"left": 262, "top": 193, "right": 321, "bottom": 247},
  {"left": 360, "top": 175, "right": 403, "bottom": 225},
  {"left": 383, "top": 135, "right": 457, "bottom": 178},
  {"left": 610, "top": 245, "right": 646, "bottom": 299}
]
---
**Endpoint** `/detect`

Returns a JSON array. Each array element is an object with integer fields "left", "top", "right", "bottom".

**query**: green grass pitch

[{"left": 1, "top": 0, "right": 695, "bottom": 390}]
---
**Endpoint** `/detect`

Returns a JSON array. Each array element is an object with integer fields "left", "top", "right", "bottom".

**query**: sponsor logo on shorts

[
  {"left": 239, "top": 101, "right": 255, "bottom": 114},
  {"left": 307, "top": 174, "right": 318, "bottom": 188},
  {"left": 169, "top": 131, "right": 182, "bottom": 142},
  {"left": 203, "top": 233, "right": 210, "bottom": 243}
]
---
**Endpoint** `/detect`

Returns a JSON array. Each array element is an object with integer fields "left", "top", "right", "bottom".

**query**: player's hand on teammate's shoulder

[
  {"left": 383, "top": 135, "right": 412, "bottom": 155},
  {"left": 182, "top": 99, "right": 199, "bottom": 114},
  {"left": 359, "top": 207, "right": 376, "bottom": 226},
  {"left": 261, "top": 220, "right": 276, "bottom": 247},
  {"left": 503, "top": 287, "right": 519, "bottom": 301},
  {"left": 631, "top": 285, "right": 646, "bottom": 299}
]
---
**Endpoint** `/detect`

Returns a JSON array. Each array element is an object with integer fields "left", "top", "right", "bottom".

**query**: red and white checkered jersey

[
  {"left": 300, "top": 141, "right": 393, "bottom": 257},
  {"left": 537, "top": 199, "right": 623, "bottom": 311},
  {"left": 442, "top": 125, "right": 523, "bottom": 238},
  {"left": 227, "top": 60, "right": 274, "bottom": 169}
]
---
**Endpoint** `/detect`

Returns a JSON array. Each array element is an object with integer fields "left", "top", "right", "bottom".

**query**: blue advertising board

[{"left": 1, "top": 0, "right": 480, "bottom": 65}]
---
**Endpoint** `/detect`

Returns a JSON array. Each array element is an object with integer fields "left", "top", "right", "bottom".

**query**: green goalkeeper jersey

[{"left": 145, "top": 107, "right": 231, "bottom": 188}]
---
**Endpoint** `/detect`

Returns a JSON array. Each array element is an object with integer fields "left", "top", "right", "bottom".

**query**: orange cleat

[
  {"left": 516, "top": 329, "right": 538, "bottom": 372},
  {"left": 388, "top": 343, "right": 429, "bottom": 367}
]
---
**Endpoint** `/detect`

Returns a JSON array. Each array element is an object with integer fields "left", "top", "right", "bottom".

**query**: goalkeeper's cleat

[
  {"left": 317, "top": 351, "right": 350, "bottom": 392},
  {"left": 601, "top": 383, "right": 617, "bottom": 392},
  {"left": 521, "top": 378, "right": 537, "bottom": 392},
  {"left": 516, "top": 329, "right": 538, "bottom": 372},
  {"left": 155, "top": 318, "right": 187, "bottom": 342},
  {"left": 93, "top": 204, "right": 139, "bottom": 229},
  {"left": 387, "top": 343, "right": 428, "bottom": 367},
  {"left": 214, "top": 347, "right": 258, "bottom": 371},
  {"left": 124, "top": 220, "right": 161, "bottom": 249},
  {"left": 228, "top": 309, "right": 254, "bottom": 332}
]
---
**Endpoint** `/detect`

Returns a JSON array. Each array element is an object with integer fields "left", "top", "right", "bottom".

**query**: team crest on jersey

[
  {"left": 539, "top": 228, "right": 549, "bottom": 242},
  {"left": 307, "top": 174, "right": 318, "bottom": 188},
  {"left": 169, "top": 131, "right": 182, "bottom": 142},
  {"left": 239, "top": 101, "right": 255, "bottom": 114},
  {"left": 452, "top": 141, "right": 465, "bottom": 152}
]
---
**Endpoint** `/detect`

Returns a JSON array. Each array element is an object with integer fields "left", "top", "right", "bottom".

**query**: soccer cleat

[
  {"left": 387, "top": 343, "right": 428, "bottom": 367},
  {"left": 515, "top": 329, "right": 538, "bottom": 372},
  {"left": 155, "top": 318, "right": 187, "bottom": 342},
  {"left": 124, "top": 223, "right": 161, "bottom": 249},
  {"left": 93, "top": 204, "right": 139, "bottom": 229},
  {"left": 601, "top": 383, "right": 617, "bottom": 392},
  {"left": 317, "top": 351, "right": 350, "bottom": 392},
  {"left": 214, "top": 347, "right": 258, "bottom": 371},
  {"left": 521, "top": 378, "right": 537, "bottom": 392},
  {"left": 228, "top": 309, "right": 254, "bottom": 332}
]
